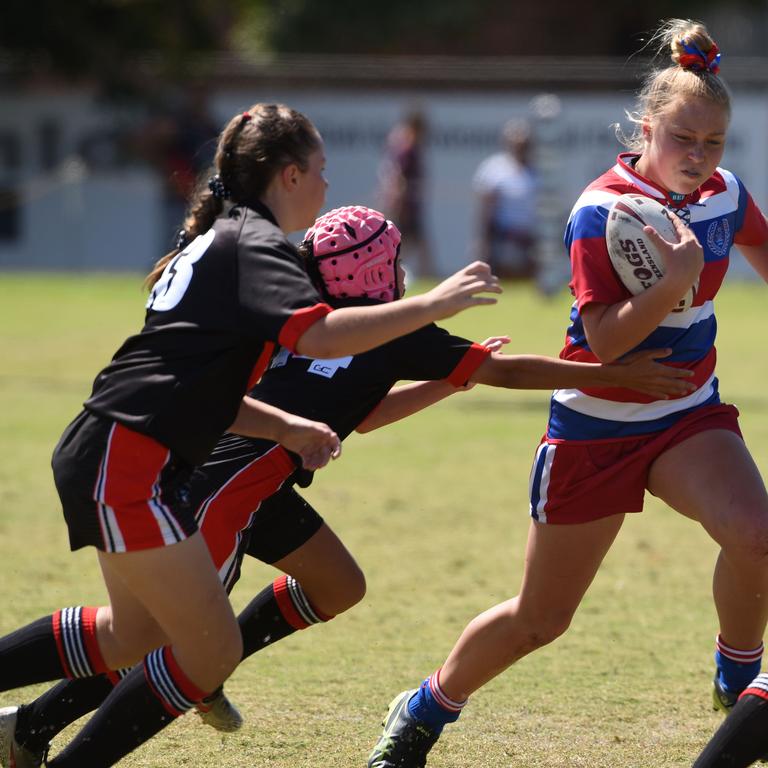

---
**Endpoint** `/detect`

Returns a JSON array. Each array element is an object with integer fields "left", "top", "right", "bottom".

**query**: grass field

[{"left": 1, "top": 273, "right": 768, "bottom": 767}]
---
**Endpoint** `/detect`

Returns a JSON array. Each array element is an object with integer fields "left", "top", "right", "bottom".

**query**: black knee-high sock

[
  {"left": 239, "top": 575, "right": 333, "bottom": 660},
  {"left": 694, "top": 676, "right": 768, "bottom": 767},
  {"left": 47, "top": 647, "right": 209, "bottom": 768},
  {"left": 0, "top": 607, "right": 109, "bottom": 691},
  {"left": 15, "top": 673, "right": 123, "bottom": 754}
]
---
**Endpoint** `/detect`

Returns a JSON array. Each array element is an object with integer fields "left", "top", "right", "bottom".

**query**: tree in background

[{"left": 3, "top": 0, "right": 767, "bottom": 88}]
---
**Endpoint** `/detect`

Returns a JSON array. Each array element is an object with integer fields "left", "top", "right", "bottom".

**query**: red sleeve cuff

[
  {"left": 278, "top": 303, "right": 333, "bottom": 352},
  {"left": 446, "top": 343, "right": 492, "bottom": 387}
]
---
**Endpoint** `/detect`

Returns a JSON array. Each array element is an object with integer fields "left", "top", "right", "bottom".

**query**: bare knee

[
  {"left": 97, "top": 606, "right": 168, "bottom": 668},
  {"left": 507, "top": 605, "right": 575, "bottom": 655},
  {"left": 721, "top": 520, "right": 768, "bottom": 569},
  {"left": 178, "top": 617, "right": 243, "bottom": 689},
  {"left": 312, "top": 565, "right": 367, "bottom": 617},
  {"left": 524, "top": 613, "right": 573, "bottom": 649}
]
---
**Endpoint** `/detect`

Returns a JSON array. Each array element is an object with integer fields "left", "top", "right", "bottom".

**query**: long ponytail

[
  {"left": 144, "top": 103, "right": 321, "bottom": 290},
  {"left": 144, "top": 182, "right": 223, "bottom": 289}
]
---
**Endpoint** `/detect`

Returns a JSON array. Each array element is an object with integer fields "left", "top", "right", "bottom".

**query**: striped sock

[
  {"left": 741, "top": 672, "right": 768, "bottom": 702},
  {"left": 47, "top": 648, "right": 209, "bottom": 767},
  {"left": 240, "top": 576, "right": 332, "bottom": 659},
  {"left": 0, "top": 607, "right": 108, "bottom": 692},
  {"left": 52, "top": 607, "right": 109, "bottom": 678},
  {"left": 694, "top": 675, "right": 768, "bottom": 768},
  {"left": 715, "top": 634, "right": 763, "bottom": 694},
  {"left": 407, "top": 668, "right": 467, "bottom": 732},
  {"left": 143, "top": 647, "right": 208, "bottom": 716}
]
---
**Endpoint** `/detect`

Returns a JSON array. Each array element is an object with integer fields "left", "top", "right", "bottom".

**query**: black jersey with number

[
  {"left": 225, "top": 321, "right": 490, "bottom": 479},
  {"left": 83, "top": 202, "right": 332, "bottom": 466}
]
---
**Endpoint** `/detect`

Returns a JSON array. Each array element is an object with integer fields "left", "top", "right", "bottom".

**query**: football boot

[{"left": 367, "top": 690, "right": 441, "bottom": 768}]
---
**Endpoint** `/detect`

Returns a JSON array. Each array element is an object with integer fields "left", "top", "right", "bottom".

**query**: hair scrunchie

[
  {"left": 208, "top": 174, "right": 230, "bottom": 200},
  {"left": 175, "top": 229, "right": 189, "bottom": 250},
  {"left": 678, "top": 38, "right": 721, "bottom": 74}
]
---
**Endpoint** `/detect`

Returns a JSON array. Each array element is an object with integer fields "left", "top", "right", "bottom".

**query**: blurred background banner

[{"left": 2, "top": 0, "right": 767, "bottom": 282}]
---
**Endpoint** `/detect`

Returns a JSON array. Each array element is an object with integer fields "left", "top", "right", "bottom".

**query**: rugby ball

[{"left": 606, "top": 193, "right": 697, "bottom": 312}]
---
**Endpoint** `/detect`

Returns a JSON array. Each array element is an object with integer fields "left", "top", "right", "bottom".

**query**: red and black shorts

[
  {"left": 52, "top": 410, "right": 198, "bottom": 552},
  {"left": 188, "top": 435, "right": 303, "bottom": 591}
]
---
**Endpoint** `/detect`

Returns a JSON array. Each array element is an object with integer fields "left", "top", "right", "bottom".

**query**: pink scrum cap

[{"left": 302, "top": 205, "right": 402, "bottom": 302}]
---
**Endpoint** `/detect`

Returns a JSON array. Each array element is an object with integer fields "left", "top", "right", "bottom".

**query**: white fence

[{"left": 1, "top": 83, "right": 766, "bottom": 280}]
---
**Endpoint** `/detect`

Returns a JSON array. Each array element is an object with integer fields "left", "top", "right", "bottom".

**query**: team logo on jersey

[
  {"left": 307, "top": 357, "right": 353, "bottom": 378},
  {"left": 706, "top": 217, "right": 731, "bottom": 257},
  {"left": 270, "top": 347, "right": 353, "bottom": 379}
]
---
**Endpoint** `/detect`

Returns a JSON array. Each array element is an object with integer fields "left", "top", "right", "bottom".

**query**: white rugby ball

[{"left": 606, "top": 193, "right": 698, "bottom": 312}]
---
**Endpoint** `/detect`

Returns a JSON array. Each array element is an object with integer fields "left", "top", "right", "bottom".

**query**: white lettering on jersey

[
  {"left": 270, "top": 347, "right": 353, "bottom": 379},
  {"left": 146, "top": 230, "right": 216, "bottom": 312}
]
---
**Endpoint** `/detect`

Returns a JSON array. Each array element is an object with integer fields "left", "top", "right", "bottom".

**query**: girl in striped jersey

[{"left": 368, "top": 19, "right": 768, "bottom": 768}]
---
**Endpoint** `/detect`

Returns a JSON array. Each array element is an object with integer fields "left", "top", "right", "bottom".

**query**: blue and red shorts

[{"left": 528, "top": 403, "right": 741, "bottom": 524}]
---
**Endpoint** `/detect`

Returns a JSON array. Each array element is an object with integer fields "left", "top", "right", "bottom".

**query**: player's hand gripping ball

[{"left": 606, "top": 193, "right": 698, "bottom": 311}]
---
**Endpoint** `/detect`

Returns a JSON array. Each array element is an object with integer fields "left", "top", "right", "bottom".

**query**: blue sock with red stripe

[
  {"left": 407, "top": 669, "right": 467, "bottom": 733},
  {"left": 239, "top": 575, "right": 332, "bottom": 659},
  {"left": 715, "top": 634, "right": 763, "bottom": 695},
  {"left": 47, "top": 647, "right": 209, "bottom": 767},
  {"left": 0, "top": 607, "right": 109, "bottom": 692}
]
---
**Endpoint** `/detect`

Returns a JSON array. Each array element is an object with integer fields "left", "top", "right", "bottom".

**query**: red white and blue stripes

[
  {"left": 552, "top": 154, "right": 768, "bottom": 443},
  {"left": 716, "top": 634, "right": 764, "bottom": 695},
  {"left": 427, "top": 668, "right": 467, "bottom": 715},
  {"left": 529, "top": 442, "right": 556, "bottom": 523},
  {"left": 717, "top": 634, "right": 764, "bottom": 666}
]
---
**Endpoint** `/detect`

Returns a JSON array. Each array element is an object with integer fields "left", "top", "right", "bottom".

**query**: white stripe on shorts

[{"left": 528, "top": 443, "right": 555, "bottom": 524}]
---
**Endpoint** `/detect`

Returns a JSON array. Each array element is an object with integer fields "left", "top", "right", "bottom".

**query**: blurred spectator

[
  {"left": 376, "top": 108, "right": 434, "bottom": 277},
  {"left": 472, "top": 118, "right": 538, "bottom": 280},
  {"left": 138, "top": 86, "right": 220, "bottom": 247}
]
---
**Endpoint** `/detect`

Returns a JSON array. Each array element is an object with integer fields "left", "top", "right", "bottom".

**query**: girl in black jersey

[
  {"left": 0, "top": 104, "right": 504, "bottom": 768},
  {"left": 0, "top": 206, "right": 694, "bottom": 764}
]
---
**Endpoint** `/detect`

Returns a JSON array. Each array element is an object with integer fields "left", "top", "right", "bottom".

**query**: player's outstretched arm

[
  {"left": 295, "top": 262, "right": 501, "bottom": 359},
  {"left": 469, "top": 347, "right": 695, "bottom": 399},
  {"left": 356, "top": 337, "right": 510, "bottom": 432},
  {"left": 230, "top": 397, "right": 341, "bottom": 470},
  {"left": 356, "top": 380, "right": 459, "bottom": 433}
]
